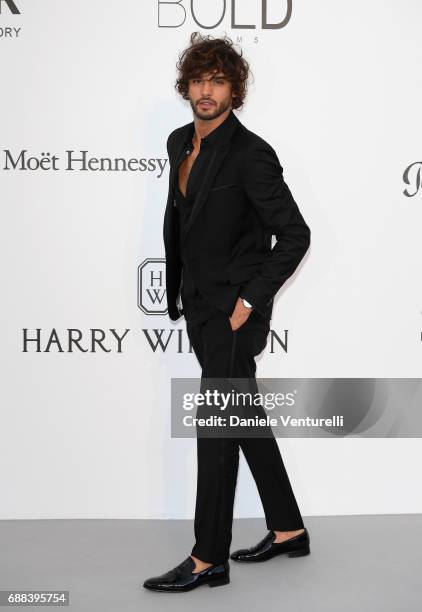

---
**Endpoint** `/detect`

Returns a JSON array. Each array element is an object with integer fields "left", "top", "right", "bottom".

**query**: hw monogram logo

[
  {"left": 403, "top": 162, "right": 422, "bottom": 197},
  {"left": 138, "top": 258, "right": 167, "bottom": 316},
  {"left": 0, "top": 0, "right": 20, "bottom": 14}
]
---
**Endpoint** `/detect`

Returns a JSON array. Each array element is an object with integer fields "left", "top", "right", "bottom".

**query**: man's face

[{"left": 187, "top": 71, "right": 234, "bottom": 120}]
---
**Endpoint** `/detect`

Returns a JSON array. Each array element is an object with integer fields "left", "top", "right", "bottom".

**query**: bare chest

[{"left": 177, "top": 148, "right": 199, "bottom": 197}]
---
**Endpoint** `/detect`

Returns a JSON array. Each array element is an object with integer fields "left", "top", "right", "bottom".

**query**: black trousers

[{"left": 185, "top": 304, "right": 305, "bottom": 565}]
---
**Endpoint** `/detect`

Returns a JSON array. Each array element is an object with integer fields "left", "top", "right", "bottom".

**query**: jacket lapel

[
  {"left": 164, "top": 111, "right": 240, "bottom": 249},
  {"left": 163, "top": 135, "right": 187, "bottom": 254},
  {"left": 181, "top": 141, "right": 232, "bottom": 242}
]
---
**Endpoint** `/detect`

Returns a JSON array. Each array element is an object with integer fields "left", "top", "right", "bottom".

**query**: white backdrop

[{"left": 1, "top": 0, "right": 421, "bottom": 520}]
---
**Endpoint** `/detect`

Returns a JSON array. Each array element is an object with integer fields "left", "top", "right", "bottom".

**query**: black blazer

[{"left": 163, "top": 110, "right": 311, "bottom": 321}]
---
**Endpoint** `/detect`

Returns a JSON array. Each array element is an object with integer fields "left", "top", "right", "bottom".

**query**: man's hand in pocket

[{"left": 229, "top": 297, "right": 254, "bottom": 331}]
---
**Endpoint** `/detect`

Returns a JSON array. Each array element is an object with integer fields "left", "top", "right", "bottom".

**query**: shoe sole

[
  {"left": 230, "top": 548, "right": 311, "bottom": 562},
  {"left": 143, "top": 575, "right": 230, "bottom": 592}
]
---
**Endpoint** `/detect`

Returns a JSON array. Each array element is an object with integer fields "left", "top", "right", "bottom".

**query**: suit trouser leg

[{"left": 186, "top": 308, "right": 304, "bottom": 565}]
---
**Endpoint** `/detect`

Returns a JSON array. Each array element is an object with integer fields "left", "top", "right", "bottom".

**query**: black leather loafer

[
  {"left": 230, "top": 528, "right": 310, "bottom": 562},
  {"left": 142, "top": 556, "right": 230, "bottom": 592}
]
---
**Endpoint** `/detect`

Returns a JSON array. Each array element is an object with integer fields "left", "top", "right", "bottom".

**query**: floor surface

[{"left": 1, "top": 515, "right": 421, "bottom": 612}]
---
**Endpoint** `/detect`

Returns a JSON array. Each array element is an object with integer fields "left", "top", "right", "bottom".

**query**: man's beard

[{"left": 190, "top": 98, "right": 231, "bottom": 121}]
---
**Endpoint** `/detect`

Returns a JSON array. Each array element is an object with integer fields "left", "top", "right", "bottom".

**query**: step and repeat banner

[{"left": 1, "top": 1, "right": 421, "bottom": 519}]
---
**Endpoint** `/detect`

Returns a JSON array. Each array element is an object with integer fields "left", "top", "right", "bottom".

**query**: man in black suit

[{"left": 143, "top": 32, "right": 311, "bottom": 593}]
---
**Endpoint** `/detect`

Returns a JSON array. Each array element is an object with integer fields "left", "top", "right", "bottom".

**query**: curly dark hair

[{"left": 175, "top": 31, "right": 251, "bottom": 110}]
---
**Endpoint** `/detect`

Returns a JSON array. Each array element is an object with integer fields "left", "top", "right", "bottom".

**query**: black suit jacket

[{"left": 163, "top": 109, "right": 311, "bottom": 321}]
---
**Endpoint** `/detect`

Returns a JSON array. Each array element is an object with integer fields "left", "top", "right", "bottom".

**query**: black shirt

[
  {"left": 174, "top": 110, "right": 237, "bottom": 327},
  {"left": 174, "top": 173, "right": 219, "bottom": 327}
]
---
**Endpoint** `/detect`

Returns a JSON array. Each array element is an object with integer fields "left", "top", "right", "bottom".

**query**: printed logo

[
  {"left": 158, "top": 0, "right": 292, "bottom": 30},
  {"left": 403, "top": 161, "right": 422, "bottom": 197},
  {"left": 138, "top": 258, "right": 167, "bottom": 315},
  {"left": 0, "top": 0, "right": 20, "bottom": 14}
]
